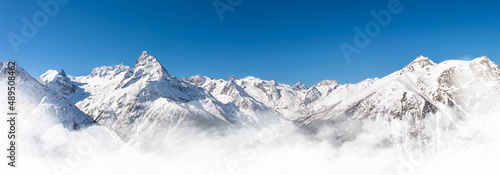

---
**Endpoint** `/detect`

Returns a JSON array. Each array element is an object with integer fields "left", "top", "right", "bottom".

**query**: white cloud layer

[{"left": 2, "top": 107, "right": 500, "bottom": 175}]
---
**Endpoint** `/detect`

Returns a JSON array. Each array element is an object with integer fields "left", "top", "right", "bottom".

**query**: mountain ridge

[{"left": 34, "top": 51, "right": 500, "bottom": 145}]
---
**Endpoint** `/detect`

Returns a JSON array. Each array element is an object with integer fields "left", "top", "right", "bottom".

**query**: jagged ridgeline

[{"left": 5, "top": 52, "right": 500, "bottom": 145}]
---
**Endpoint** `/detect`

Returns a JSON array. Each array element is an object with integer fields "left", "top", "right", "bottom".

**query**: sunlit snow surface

[{"left": 2, "top": 55, "right": 500, "bottom": 175}]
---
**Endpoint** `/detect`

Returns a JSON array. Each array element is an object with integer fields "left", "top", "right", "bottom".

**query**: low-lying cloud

[{"left": 3, "top": 107, "right": 500, "bottom": 175}]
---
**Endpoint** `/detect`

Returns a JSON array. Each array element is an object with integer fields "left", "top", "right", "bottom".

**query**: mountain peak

[
  {"left": 38, "top": 69, "right": 78, "bottom": 98},
  {"left": 133, "top": 51, "right": 170, "bottom": 78},
  {"left": 413, "top": 55, "right": 429, "bottom": 62},
  {"left": 229, "top": 75, "right": 237, "bottom": 82},
  {"left": 59, "top": 69, "right": 67, "bottom": 77},
  {"left": 402, "top": 55, "right": 436, "bottom": 72},
  {"left": 409, "top": 55, "right": 435, "bottom": 66},
  {"left": 140, "top": 50, "right": 149, "bottom": 57},
  {"left": 38, "top": 69, "right": 70, "bottom": 83},
  {"left": 136, "top": 51, "right": 155, "bottom": 64},
  {"left": 472, "top": 56, "right": 490, "bottom": 62},
  {"left": 221, "top": 76, "right": 247, "bottom": 97},
  {"left": 470, "top": 56, "right": 498, "bottom": 70},
  {"left": 292, "top": 82, "right": 307, "bottom": 91},
  {"left": 117, "top": 52, "right": 172, "bottom": 88}
]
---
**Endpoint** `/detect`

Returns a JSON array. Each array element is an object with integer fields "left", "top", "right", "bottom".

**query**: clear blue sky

[{"left": 1, "top": 0, "right": 499, "bottom": 87}]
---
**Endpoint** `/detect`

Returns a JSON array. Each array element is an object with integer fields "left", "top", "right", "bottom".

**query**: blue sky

[{"left": 1, "top": 0, "right": 499, "bottom": 87}]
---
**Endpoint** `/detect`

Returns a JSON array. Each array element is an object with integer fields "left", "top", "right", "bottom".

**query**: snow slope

[
  {"left": 301, "top": 56, "right": 500, "bottom": 124},
  {"left": 37, "top": 53, "right": 500, "bottom": 148},
  {"left": 0, "top": 62, "right": 94, "bottom": 130}
]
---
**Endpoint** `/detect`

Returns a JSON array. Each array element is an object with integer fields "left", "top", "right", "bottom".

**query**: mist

[{"left": 3, "top": 106, "right": 500, "bottom": 175}]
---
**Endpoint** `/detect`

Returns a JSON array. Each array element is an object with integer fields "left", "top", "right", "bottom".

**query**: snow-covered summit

[
  {"left": 38, "top": 69, "right": 78, "bottom": 98},
  {"left": 402, "top": 55, "right": 436, "bottom": 73},
  {"left": 292, "top": 82, "right": 307, "bottom": 91},
  {"left": 119, "top": 51, "right": 172, "bottom": 88},
  {"left": 134, "top": 51, "right": 170, "bottom": 78},
  {"left": 469, "top": 56, "right": 500, "bottom": 72},
  {"left": 38, "top": 69, "right": 59, "bottom": 81}
]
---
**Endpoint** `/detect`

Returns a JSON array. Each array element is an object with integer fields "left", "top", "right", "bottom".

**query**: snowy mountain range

[{"left": 4, "top": 51, "right": 499, "bottom": 145}]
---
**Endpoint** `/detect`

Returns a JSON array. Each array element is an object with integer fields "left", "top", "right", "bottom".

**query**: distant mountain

[
  {"left": 38, "top": 69, "right": 78, "bottom": 99},
  {"left": 37, "top": 52, "right": 500, "bottom": 144}
]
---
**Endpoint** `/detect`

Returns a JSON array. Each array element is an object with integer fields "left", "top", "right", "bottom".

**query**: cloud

[{"left": 5, "top": 106, "right": 500, "bottom": 175}]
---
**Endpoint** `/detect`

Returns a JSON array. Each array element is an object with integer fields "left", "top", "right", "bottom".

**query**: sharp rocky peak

[
  {"left": 228, "top": 75, "right": 237, "bottom": 82},
  {"left": 59, "top": 69, "right": 67, "bottom": 77},
  {"left": 292, "top": 82, "right": 308, "bottom": 91},
  {"left": 408, "top": 55, "right": 435, "bottom": 67},
  {"left": 226, "top": 76, "right": 240, "bottom": 88},
  {"left": 401, "top": 55, "right": 436, "bottom": 73},
  {"left": 132, "top": 51, "right": 171, "bottom": 78},
  {"left": 221, "top": 76, "right": 248, "bottom": 96},
  {"left": 117, "top": 51, "right": 172, "bottom": 88}
]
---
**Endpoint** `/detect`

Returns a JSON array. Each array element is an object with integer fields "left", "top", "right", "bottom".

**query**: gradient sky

[{"left": 1, "top": 0, "right": 499, "bottom": 87}]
